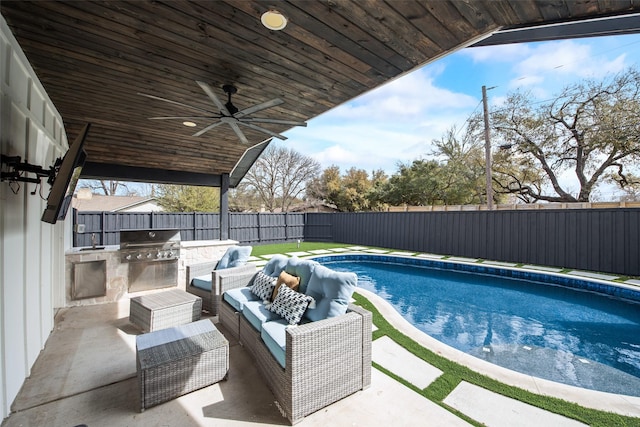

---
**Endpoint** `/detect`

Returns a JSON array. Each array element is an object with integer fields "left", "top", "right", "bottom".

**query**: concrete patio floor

[
  {"left": 2, "top": 285, "right": 639, "bottom": 426},
  {"left": 2, "top": 299, "right": 471, "bottom": 427}
]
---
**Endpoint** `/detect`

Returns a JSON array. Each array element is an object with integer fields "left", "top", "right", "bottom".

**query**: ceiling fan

[{"left": 138, "top": 81, "right": 307, "bottom": 144}]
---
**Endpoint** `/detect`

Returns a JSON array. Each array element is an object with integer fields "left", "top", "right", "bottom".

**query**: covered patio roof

[{"left": 2, "top": 1, "right": 639, "bottom": 187}]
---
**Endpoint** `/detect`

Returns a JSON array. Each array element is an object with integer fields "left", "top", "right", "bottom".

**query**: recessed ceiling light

[
  {"left": 183, "top": 121, "right": 197, "bottom": 127},
  {"left": 261, "top": 10, "right": 287, "bottom": 31}
]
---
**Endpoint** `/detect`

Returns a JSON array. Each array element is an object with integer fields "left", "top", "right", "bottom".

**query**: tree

[
  {"left": 491, "top": 68, "right": 640, "bottom": 202},
  {"left": 242, "top": 145, "right": 321, "bottom": 212},
  {"left": 378, "top": 160, "right": 443, "bottom": 206},
  {"left": 228, "top": 183, "right": 263, "bottom": 212},
  {"left": 432, "top": 123, "right": 489, "bottom": 205},
  {"left": 79, "top": 179, "right": 134, "bottom": 196},
  {"left": 155, "top": 185, "right": 220, "bottom": 212},
  {"left": 307, "top": 166, "right": 387, "bottom": 212}
]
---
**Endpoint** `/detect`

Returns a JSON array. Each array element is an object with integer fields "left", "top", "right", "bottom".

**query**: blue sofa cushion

[
  {"left": 243, "top": 300, "right": 281, "bottom": 331},
  {"left": 223, "top": 287, "right": 259, "bottom": 312},
  {"left": 217, "top": 245, "right": 252, "bottom": 269},
  {"left": 304, "top": 264, "right": 357, "bottom": 322},
  {"left": 191, "top": 275, "right": 211, "bottom": 291},
  {"left": 284, "top": 257, "right": 319, "bottom": 294},
  {"left": 261, "top": 319, "right": 289, "bottom": 369},
  {"left": 269, "top": 284, "right": 314, "bottom": 325},
  {"left": 250, "top": 271, "right": 277, "bottom": 302},
  {"left": 262, "top": 254, "right": 289, "bottom": 277}
]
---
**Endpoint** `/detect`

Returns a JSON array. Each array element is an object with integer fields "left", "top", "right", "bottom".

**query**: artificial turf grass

[
  {"left": 250, "top": 241, "right": 350, "bottom": 257},
  {"left": 353, "top": 292, "right": 640, "bottom": 427}
]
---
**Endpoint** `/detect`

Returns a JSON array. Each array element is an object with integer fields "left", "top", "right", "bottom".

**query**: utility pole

[{"left": 482, "top": 85, "right": 494, "bottom": 211}]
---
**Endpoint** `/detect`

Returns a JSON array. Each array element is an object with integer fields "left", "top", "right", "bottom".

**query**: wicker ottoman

[
  {"left": 136, "top": 319, "right": 229, "bottom": 411},
  {"left": 130, "top": 289, "right": 202, "bottom": 332}
]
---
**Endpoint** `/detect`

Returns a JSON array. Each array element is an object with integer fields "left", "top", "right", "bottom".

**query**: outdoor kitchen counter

[{"left": 64, "top": 239, "right": 240, "bottom": 308}]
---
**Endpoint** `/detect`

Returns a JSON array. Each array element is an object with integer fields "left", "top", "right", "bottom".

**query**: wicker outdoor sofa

[
  {"left": 219, "top": 255, "right": 372, "bottom": 425},
  {"left": 185, "top": 246, "right": 256, "bottom": 315}
]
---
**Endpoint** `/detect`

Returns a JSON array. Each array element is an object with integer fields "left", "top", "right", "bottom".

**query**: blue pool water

[{"left": 319, "top": 256, "right": 640, "bottom": 396}]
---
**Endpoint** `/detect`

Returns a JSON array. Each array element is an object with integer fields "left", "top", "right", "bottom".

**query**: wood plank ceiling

[{"left": 2, "top": 1, "right": 640, "bottom": 186}]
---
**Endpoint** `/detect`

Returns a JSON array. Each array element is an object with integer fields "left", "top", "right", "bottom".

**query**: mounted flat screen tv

[{"left": 41, "top": 123, "right": 91, "bottom": 224}]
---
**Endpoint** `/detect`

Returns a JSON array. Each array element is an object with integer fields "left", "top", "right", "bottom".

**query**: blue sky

[{"left": 278, "top": 33, "right": 640, "bottom": 196}]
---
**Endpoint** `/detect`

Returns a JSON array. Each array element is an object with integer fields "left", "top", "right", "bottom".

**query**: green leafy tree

[
  {"left": 155, "top": 185, "right": 220, "bottom": 212},
  {"left": 378, "top": 160, "right": 443, "bottom": 206},
  {"left": 307, "top": 166, "right": 387, "bottom": 212},
  {"left": 491, "top": 68, "right": 640, "bottom": 202},
  {"left": 432, "top": 123, "right": 488, "bottom": 205}
]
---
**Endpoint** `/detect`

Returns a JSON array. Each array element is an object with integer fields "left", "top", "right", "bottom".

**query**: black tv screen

[{"left": 41, "top": 123, "right": 91, "bottom": 224}]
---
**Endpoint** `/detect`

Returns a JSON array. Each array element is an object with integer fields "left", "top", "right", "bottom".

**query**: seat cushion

[
  {"left": 261, "top": 319, "right": 289, "bottom": 369},
  {"left": 217, "top": 245, "right": 252, "bottom": 270},
  {"left": 284, "top": 257, "right": 319, "bottom": 294},
  {"left": 223, "top": 287, "right": 259, "bottom": 312},
  {"left": 242, "top": 300, "right": 281, "bottom": 331},
  {"left": 304, "top": 264, "right": 357, "bottom": 322},
  {"left": 191, "top": 274, "right": 212, "bottom": 291}
]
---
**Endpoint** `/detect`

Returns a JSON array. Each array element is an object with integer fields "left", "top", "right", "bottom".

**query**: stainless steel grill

[
  {"left": 120, "top": 229, "right": 181, "bottom": 293},
  {"left": 120, "top": 229, "right": 181, "bottom": 263}
]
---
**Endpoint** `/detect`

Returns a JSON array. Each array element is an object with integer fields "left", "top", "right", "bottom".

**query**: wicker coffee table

[
  {"left": 130, "top": 288, "right": 202, "bottom": 332},
  {"left": 136, "top": 319, "right": 229, "bottom": 411}
]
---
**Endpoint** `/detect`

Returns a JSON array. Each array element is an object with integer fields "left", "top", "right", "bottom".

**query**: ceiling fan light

[
  {"left": 261, "top": 10, "right": 287, "bottom": 30},
  {"left": 182, "top": 121, "right": 197, "bottom": 127}
]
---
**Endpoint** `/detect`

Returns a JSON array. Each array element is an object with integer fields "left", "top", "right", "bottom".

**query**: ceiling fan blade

[
  {"left": 241, "top": 117, "right": 307, "bottom": 127},
  {"left": 238, "top": 121, "right": 288, "bottom": 140},
  {"left": 149, "top": 116, "right": 220, "bottom": 120},
  {"left": 138, "top": 92, "right": 212, "bottom": 114},
  {"left": 196, "top": 81, "right": 230, "bottom": 115},
  {"left": 229, "top": 122, "right": 249, "bottom": 144},
  {"left": 235, "top": 98, "right": 284, "bottom": 118},
  {"left": 192, "top": 120, "right": 225, "bottom": 137}
]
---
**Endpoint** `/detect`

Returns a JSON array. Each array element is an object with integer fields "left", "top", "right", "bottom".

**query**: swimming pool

[{"left": 316, "top": 254, "right": 640, "bottom": 397}]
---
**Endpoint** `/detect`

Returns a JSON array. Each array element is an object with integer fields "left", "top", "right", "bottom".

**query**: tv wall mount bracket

[{"left": 1, "top": 155, "right": 58, "bottom": 185}]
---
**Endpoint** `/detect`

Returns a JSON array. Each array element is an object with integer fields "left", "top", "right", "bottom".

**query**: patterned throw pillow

[
  {"left": 269, "top": 284, "right": 314, "bottom": 325},
  {"left": 250, "top": 271, "right": 277, "bottom": 302}
]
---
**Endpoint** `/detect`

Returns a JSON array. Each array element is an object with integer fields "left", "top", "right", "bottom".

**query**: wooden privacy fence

[{"left": 73, "top": 211, "right": 305, "bottom": 247}]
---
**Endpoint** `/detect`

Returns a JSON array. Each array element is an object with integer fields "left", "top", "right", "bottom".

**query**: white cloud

[
  {"left": 507, "top": 40, "right": 629, "bottom": 93},
  {"left": 337, "top": 69, "right": 477, "bottom": 122}
]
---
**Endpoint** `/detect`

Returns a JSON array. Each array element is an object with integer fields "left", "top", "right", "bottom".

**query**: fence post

[
  {"left": 220, "top": 173, "right": 229, "bottom": 240},
  {"left": 193, "top": 212, "right": 197, "bottom": 241},
  {"left": 285, "top": 212, "right": 288, "bottom": 241},
  {"left": 100, "top": 211, "right": 106, "bottom": 245}
]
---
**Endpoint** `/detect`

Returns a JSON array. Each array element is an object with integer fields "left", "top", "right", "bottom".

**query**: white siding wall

[{"left": 1, "top": 15, "right": 69, "bottom": 421}]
